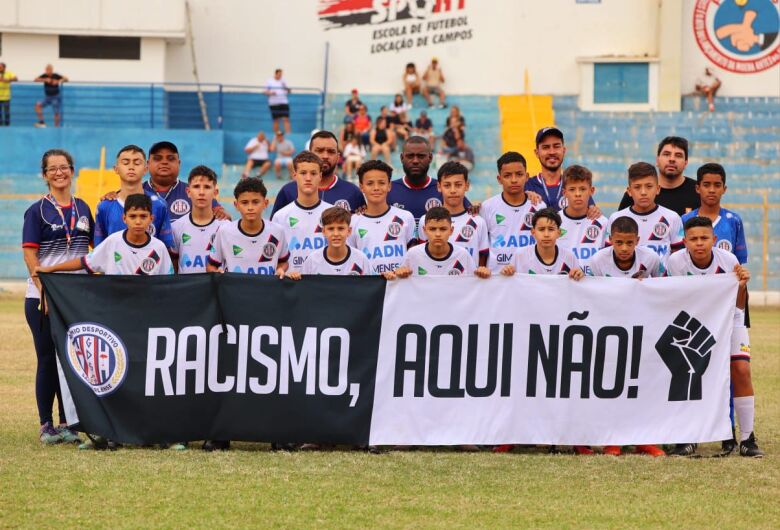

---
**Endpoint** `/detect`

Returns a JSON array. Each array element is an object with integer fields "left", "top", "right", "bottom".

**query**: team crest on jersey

[
  {"left": 650, "top": 217, "right": 670, "bottom": 240},
  {"left": 385, "top": 218, "right": 403, "bottom": 241},
  {"left": 459, "top": 225, "right": 475, "bottom": 240},
  {"left": 335, "top": 199, "right": 351, "bottom": 211},
  {"left": 170, "top": 199, "right": 190, "bottom": 216},
  {"left": 448, "top": 260, "right": 465, "bottom": 275},
  {"left": 558, "top": 196, "right": 568, "bottom": 209},
  {"left": 66, "top": 323, "right": 128, "bottom": 396},
  {"left": 522, "top": 211, "right": 535, "bottom": 230},
  {"left": 717, "top": 240, "right": 733, "bottom": 252},
  {"left": 76, "top": 216, "right": 90, "bottom": 232},
  {"left": 425, "top": 198, "right": 442, "bottom": 211},
  {"left": 350, "top": 263, "right": 363, "bottom": 275},
  {"left": 582, "top": 223, "right": 603, "bottom": 243},
  {"left": 260, "top": 235, "right": 279, "bottom": 262},
  {"left": 146, "top": 224, "right": 157, "bottom": 237}
]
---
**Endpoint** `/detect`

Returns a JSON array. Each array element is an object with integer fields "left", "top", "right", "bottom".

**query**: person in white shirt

[
  {"left": 342, "top": 137, "right": 366, "bottom": 182},
  {"left": 265, "top": 68, "right": 291, "bottom": 134},
  {"left": 241, "top": 131, "right": 271, "bottom": 178},
  {"left": 271, "top": 130, "right": 296, "bottom": 180},
  {"left": 695, "top": 68, "right": 721, "bottom": 113}
]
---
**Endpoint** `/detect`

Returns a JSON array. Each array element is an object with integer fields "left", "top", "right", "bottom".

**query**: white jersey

[
  {"left": 348, "top": 206, "right": 415, "bottom": 274},
  {"left": 588, "top": 246, "right": 663, "bottom": 278},
  {"left": 511, "top": 245, "right": 579, "bottom": 276},
  {"left": 557, "top": 210, "right": 608, "bottom": 275},
  {"left": 208, "top": 219, "right": 289, "bottom": 275},
  {"left": 301, "top": 246, "right": 372, "bottom": 275},
  {"left": 419, "top": 210, "right": 489, "bottom": 264},
  {"left": 83, "top": 231, "right": 173, "bottom": 276},
  {"left": 480, "top": 194, "right": 546, "bottom": 272},
  {"left": 402, "top": 243, "right": 476, "bottom": 276},
  {"left": 271, "top": 200, "right": 331, "bottom": 273},
  {"left": 171, "top": 215, "right": 228, "bottom": 274},
  {"left": 607, "top": 205, "right": 683, "bottom": 260}
]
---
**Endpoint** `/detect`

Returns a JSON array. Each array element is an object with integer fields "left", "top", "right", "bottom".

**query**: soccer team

[{"left": 23, "top": 128, "right": 762, "bottom": 457}]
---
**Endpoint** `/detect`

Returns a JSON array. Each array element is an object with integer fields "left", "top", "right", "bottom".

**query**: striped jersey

[{"left": 208, "top": 220, "right": 289, "bottom": 275}]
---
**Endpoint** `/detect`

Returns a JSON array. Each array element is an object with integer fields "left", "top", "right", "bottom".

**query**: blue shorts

[{"left": 38, "top": 95, "right": 62, "bottom": 113}]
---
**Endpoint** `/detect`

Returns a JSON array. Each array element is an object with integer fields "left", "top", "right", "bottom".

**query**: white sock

[{"left": 733, "top": 396, "right": 755, "bottom": 442}]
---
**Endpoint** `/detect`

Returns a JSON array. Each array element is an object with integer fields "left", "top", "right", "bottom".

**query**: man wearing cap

[
  {"left": 422, "top": 58, "right": 447, "bottom": 109},
  {"left": 526, "top": 127, "right": 600, "bottom": 217},
  {"left": 344, "top": 89, "right": 363, "bottom": 121}
]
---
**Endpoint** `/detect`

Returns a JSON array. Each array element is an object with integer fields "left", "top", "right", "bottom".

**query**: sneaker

[
  {"left": 106, "top": 440, "right": 121, "bottom": 451},
  {"left": 635, "top": 444, "right": 665, "bottom": 457},
  {"left": 56, "top": 425, "right": 81, "bottom": 444},
  {"left": 202, "top": 440, "right": 230, "bottom": 452},
  {"left": 271, "top": 442, "right": 297, "bottom": 451},
  {"left": 169, "top": 442, "right": 188, "bottom": 451},
  {"left": 667, "top": 443, "right": 698, "bottom": 456},
  {"left": 39, "top": 422, "right": 62, "bottom": 445},
  {"left": 34, "top": 121, "right": 47, "bottom": 128},
  {"left": 719, "top": 428, "right": 737, "bottom": 457},
  {"left": 492, "top": 444, "right": 514, "bottom": 453},
  {"left": 603, "top": 446, "right": 621, "bottom": 456},
  {"left": 79, "top": 435, "right": 108, "bottom": 450},
  {"left": 438, "top": 103, "right": 447, "bottom": 109},
  {"left": 574, "top": 445, "right": 595, "bottom": 455},
  {"left": 739, "top": 433, "right": 764, "bottom": 458},
  {"left": 300, "top": 443, "right": 321, "bottom": 451}
]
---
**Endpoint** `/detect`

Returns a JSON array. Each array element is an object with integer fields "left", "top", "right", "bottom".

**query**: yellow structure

[
  {"left": 498, "top": 94, "right": 555, "bottom": 177},
  {"left": 75, "top": 147, "right": 119, "bottom": 214}
]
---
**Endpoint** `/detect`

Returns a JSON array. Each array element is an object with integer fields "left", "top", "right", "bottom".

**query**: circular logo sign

[
  {"left": 146, "top": 224, "right": 157, "bottom": 237},
  {"left": 460, "top": 225, "right": 475, "bottom": 240},
  {"left": 66, "top": 323, "right": 128, "bottom": 396},
  {"left": 717, "top": 239, "right": 733, "bottom": 252},
  {"left": 425, "top": 198, "right": 442, "bottom": 210},
  {"left": 335, "top": 199, "right": 351, "bottom": 211},
  {"left": 140, "top": 257, "right": 157, "bottom": 273},
  {"left": 653, "top": 222, "right": 669, "bottom": 238},
  {"left": 170, "top": 199, "right": 191, "bottom": 216},
  {"left": 524, "top": 212, "right": 535, "bottom": 227},
  {"left": 693, "top": 0, "right": 780, "bottom": 73},
  {"left": 262, "top": 242, "right": 278, "bottom": 259},
  {"left": 76, "top": 216, "right": 90, "bottom": 232},
  {"left": 586, "top": 225, "right": 601, "bottom": 240},
  {"left": 387, "top": 222, "right": 402, "bottom": 238}
]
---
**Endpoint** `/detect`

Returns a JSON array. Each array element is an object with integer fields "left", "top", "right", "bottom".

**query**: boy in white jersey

[
  {"left": 588, "top": 216, "right": 663, "bottom": 278},
  {"left": 38, "top": 194, "right": 173, "bottom": 276},
  {"left": 395, "top": 207, "right": 490, "bottom": 278},
  {"left": 606, "top": 162, "right": 684, "bottom": 260},
  {"left": 348, "top": 160, "right": 416, "bottom": 274},
  {"left": 171, "top": 165, "right": 227, "bottom": 273},
  {"left": 480, "top": 152, "right": 546, "bottom": 272},
  {"left": 501, "top": 208, "right": 584, "bottom": 279},
  {"left": 271, "top": 151, "right": 331, "bottom": 273},
  {"left": 288, "top": 207, "right": 372, "bottom": 277},
  {"left": 557, "top": 165, "right": 608, "bottom": 274},
  {"left": 207, "top": 177, "right": 289, "bottom": 276},
  {"left": 665, "top": 216, "right": 762, "bottom": 458},
  {"left": 419, "top": 161, "right": 489, "bottom": 266}
]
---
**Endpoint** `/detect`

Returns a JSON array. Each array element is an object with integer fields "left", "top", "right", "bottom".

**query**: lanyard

[
  {"left": 150, "top": 179, "right": 179, "bottom": 202},
  {"left": 536, "top": 175, "right": 562, "bottom": 208},
  {"left": 44, "top": 194, "right": 78, "bottom": 247}
]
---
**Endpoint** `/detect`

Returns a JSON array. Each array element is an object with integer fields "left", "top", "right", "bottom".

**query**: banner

[{"left": 41, "top": 273, "right": 737, "bottom": 446}]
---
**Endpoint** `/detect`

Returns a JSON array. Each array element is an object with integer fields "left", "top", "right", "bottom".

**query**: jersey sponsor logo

[
  {"left": 717, "top": 240, "right": 733, "bottom": 252},
  {"left": 425, "top": 198, "right": 442, "bottom": 211},
  {"left": 66, "top": 323, "right": 128, "bottom": 396},
  {"left": 289, "top": 236, "right": 326, "bottom": 251},
  {"left": 182, "top": 233, "right": 192, "bottom": 244},
  {"left": 181, "top": 253, "right": 208, "bottom": 269},
  {"left": 363, "top": 244, "right": 405, "bottom": 259},
  {"left": 495, "top": 213, "right": 506, "bottom": 224},
  {"left": 113, "top": 252, "right": 122, "bottom": 263},
  {"left": 572, "top": 247, "right": 598, "bottom": 260},
  {"left": 417, "top": 266, "right": 428, "bottom": 276},
  {"left": 232, "top": 245, "right": 243, "bottom": 256},
  {"left": 231, "top": 265, "right": 276, "bottom": 275},
  {"left": 559, "top": 228, "right": 568, "bottom": 237},
  {"left": 693, "top": 0, "right": 780, "bottom": 75},
  {"left": 170, "top": 199, "right": 190, "bottom": 216},
  {"left": 335, "top": 199, "right": 351, "bottom": 211},
  {"left": 492, "top": 234, "right": 534, "bottom": 248},
  {"left": 358, "top": 228, "right": 368, "bottom": 238},
  {"left": 289, "top": 217, "right": 299, "bottom": 227}
]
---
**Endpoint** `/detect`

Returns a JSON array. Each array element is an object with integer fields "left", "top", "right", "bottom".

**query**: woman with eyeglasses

[{"left": 22, "top": 149, "right": 94, "bottom": 445}]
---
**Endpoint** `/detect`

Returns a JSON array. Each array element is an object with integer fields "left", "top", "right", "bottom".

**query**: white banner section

[{"left": 370, "top": 274, "right": 737, "bottom": 446}]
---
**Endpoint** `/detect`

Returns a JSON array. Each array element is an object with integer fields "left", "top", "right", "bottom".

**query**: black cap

[
  {"left": 535, "top": 127, "right": 564, "bottom": 145},
  {"left": 149, "top": 141, "right": 179, "bottom": 156}
]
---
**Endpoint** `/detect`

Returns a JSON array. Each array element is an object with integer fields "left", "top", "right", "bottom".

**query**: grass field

[{"left": 0, "top": 293, "right": 778, "bottom": 529}]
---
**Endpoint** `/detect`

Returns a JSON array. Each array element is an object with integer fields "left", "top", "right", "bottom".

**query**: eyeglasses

[{"left": 45, "top": 165, "right": 73, "bottom": 175}]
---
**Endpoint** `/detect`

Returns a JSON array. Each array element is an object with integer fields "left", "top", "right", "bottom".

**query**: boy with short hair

[
  {"left": 94, "top": 145, "right": 174, "bottom": 250},
  {"left": 606, "top": 162, "right": 684, "bottom": 260},
  {"left": 480, "top": 152, "right": 546, "bottom": 272},
  {"left": 288, "top": 207, "right": 371, "bottom": 277},
  {"left": 665, "top": 216, "right": 762, "bottom": 458},
  {"left": 349, "top": 160, "right": 416, "bottom": 274},
  {"left": 207, "top": 177, "right": 289, "bottom": 276},
  {"left": 271, "top": 151, "right": 332, "bottom": 273},
  {"left": 557, "top": 165, "right": 608, "bottom": 275},
  {"left": 171, "top": 165, "right": 228, "bottom": 274},
  {"left": 588, "top": 216, "right": 663, "bottom": 278},
  {"left": 419, "top": 161, "right": 489, "bottom": 266},
  {"left": 395, "top": 207, "right": 490, "bottom": 278}
]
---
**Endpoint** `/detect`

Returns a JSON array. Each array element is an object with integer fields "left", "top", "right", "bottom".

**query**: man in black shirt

[
  {"left": 34, "top": 64, "right": 68, "bottom": 127},
  {"left": 344, "top": 88, "right": 363, "bottom": 122},
  {"left": 618, "top": 136, "right": 700, "bottom": 216}
]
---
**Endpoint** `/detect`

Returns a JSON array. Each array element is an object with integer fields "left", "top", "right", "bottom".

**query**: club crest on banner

[{"left": 66, "top": 323, "right": 128, "bottom": 396}]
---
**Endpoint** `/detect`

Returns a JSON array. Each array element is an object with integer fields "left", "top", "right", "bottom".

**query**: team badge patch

[
  {"left": 652, "top": 222, "right": 669, "bottom": 238},
  {"left": 66, "top": 323, "right": 128, "bottom": 396},
  {"left": 586, "top": 225, "right": 601, "bottom": 240},
  {"left": 425, "top": 198, "right": 442, "bottom": 211},
  {"left": 335, "top": 199, "right": 351, "bottom": 211},
  {"left": 387, "top": 222, "right": 402, "bottom": 238},
  {"left": 459, "top": 225, "right": 475, "bottom": 240},
  {"left": 76, "top": 216, "right": 90, "bottom": 232},
  {"left": 170, "top": 199, "right": 191, "bottom": 216},
  {"left": 146, "top": 224, "right": 157, "bottom": 237},
  {"left": 262, "top": 242, "right": 278, "bottom": 260},
  {"left": 140, "top": 257, "right": 157, "bottom": 274},
  {"left": 717, "top": 240, "right": 733, "bottom": 252}
]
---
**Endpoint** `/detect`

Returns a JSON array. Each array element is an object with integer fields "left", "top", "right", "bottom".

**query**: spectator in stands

[
  {"left": 0, "top": 62, "right": 18, "bottom": 126},
  {"left": 265, "top": 68, "right": 291, "bottom": 134},
  {"left": 242, "top": 131, "right": 271, "bottom": 178},
  {"left": 451, "top": 139, "right": 475, "bottom": 171},
  {"left": 618, "top": 136, "right": 700, "bottom": 216},
  {"left": 403, "top": 62, "right": 431, "bottom": 107},
  {"left": 354, "top": 105, "right": 372, "bottom": 146},
  {"left": 370, "top": 117, "right": 395, "bottom": 163},
  {"left": 414, "top": 110, "right": 434, "bottom": 141},
  {"left": 340, "top": 120, "right": 357, "bottom": 146},
  {"left": 344, "top": 89, "right": 363, "bottom": 122},
  {"left": 271, "top": 130, "right": 295, "bottom": 179},
  {"left": 390, "top": 94, "right": 411, "bottom": 122},
  {"left": 422, "top": 57, "right": 447, "bottom": 109},
  {"left": 343, "top": 136, "right": 366, "bottom": 182},
  {"left": 34, "top": 64, "right": 68, "bottom": 128},
  {"left": 440, "top": 119, "right": 462, "bottom": 157},
  {"left": 446, "top": 105, "right": 466, "bottom": 133},
  {"left": 695, "top": 68, "right": 721, "bottom": 112}
]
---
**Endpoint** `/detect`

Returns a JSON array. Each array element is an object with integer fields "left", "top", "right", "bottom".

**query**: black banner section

[{"left": 41, "top": 273, "right": 386, "bottom": 445}]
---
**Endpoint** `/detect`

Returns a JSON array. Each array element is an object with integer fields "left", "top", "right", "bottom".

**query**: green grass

[{"left": 1, "top": 294, "right": 778, "bottom": 529}]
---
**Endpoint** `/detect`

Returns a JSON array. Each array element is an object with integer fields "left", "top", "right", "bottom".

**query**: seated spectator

[
  {"left": 450, "top": 139, "right": 474, "bottom": 171},
  {"left": 390, "top": 94, "right": 411, "bottom": 123},
  {"left": 414, "top": 110, "right": 434, "bottom": 141},
  {"left": 242, "top": 131, "right": 271, "bottom": 178},
  {"left": 342, "top": 136, "right": 366, "bottom": 182},
  {"left": 440, "top": 120, "right": 462, "bottom": 157},
  {"left": 423, "top": 57, "right": 447, "bottom": 109},
  {"left": 34, "top": 64, "right": 67, "bottom": 128},
  {"left": 695, "top": 68, "right": 721, "bottom": 112},
  {"left": 340, "top": 120, "right": 357, "bottom": 146},
  {"left": 271, "top": 130, "right": 295, "bottom": 179},
  {"left": 353, "top": 105, "right": 372, "bottom": 146},
  {"left": 446, "top": 105, "right": 466, "bottom": 134},
  {"left": 403, "top": 62, "right": 431, "bottom": 107},
  {"left": 370, "top": 117, "right": 395, "bottom": 164},
  {"left": 344, "top": 88, "right": 363, "bottom": 122}
]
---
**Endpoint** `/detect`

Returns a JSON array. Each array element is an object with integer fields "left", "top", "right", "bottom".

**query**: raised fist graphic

[{"left": 655, "top": 311, "right": 716, "bottom": 401}]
